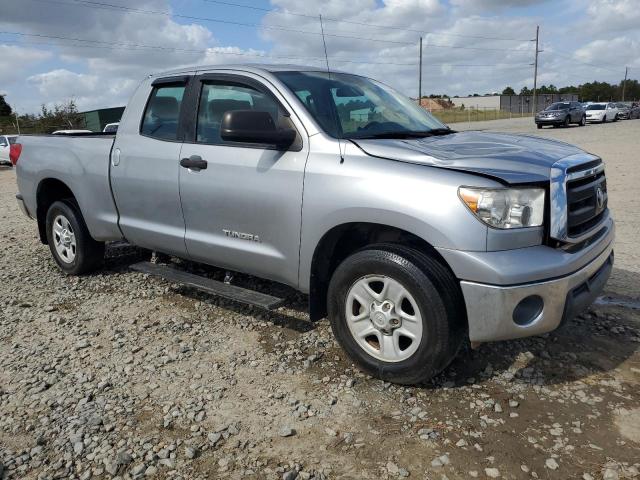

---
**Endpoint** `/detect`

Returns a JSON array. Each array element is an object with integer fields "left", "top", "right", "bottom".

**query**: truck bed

[{"left": 15, "top": 134, "right": 123, "bottom": 242}]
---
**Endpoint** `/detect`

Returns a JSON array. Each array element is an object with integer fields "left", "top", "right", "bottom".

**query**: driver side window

[{"left": 196, "top": 82, "right": 282, "bottom": 145}]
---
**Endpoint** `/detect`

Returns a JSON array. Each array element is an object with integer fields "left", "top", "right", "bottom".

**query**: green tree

[
  {"left": 502, "top": 86, "right": 515, "bottom": 95},
  {"left": 519, "top": 86, "right": 531, "bottom": 95},
  {"left": 0, "top": 95, "right": 12, "bottom": 116}
]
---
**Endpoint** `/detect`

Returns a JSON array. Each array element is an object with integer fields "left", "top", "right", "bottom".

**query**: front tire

[
  {"left": 327, "top": 244, "right": 466, "bottom": 385},
  {"left": 563, "top": 116, "right": 570, "bottom": 127},
  {"left": 45, "top": 200, "right": 105, "bottom": 275},
  {"left": 536, "top": 124, "right": 542, "bottom": 129},
  {"left": 579, "top": 115, "right": 586, "bottom": 126}
]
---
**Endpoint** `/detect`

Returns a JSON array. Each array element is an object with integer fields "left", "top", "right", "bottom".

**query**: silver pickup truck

[{"left": 14, "top": 64, "right": 614, "bottom": 384}]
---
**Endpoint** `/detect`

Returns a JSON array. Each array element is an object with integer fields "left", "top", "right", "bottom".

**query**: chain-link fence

[{"left": 430, "top": 107, "right": 534, "bottom": 125}]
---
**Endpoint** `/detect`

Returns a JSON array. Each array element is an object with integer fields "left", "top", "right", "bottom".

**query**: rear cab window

[{"left": 140, "top": 82, "right": 187, "bottom": 141}]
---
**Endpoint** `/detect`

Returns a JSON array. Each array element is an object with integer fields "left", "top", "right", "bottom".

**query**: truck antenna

[{"left": 319, "top": 14, "right": 330, "bottom": 74}]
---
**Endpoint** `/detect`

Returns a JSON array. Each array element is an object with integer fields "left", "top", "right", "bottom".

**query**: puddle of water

[{"left": 594, "top": 296, "right": 640, "bottom": 310}]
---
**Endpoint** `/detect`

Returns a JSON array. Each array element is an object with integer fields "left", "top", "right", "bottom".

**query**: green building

[{"left": 81, "top": 106, "right": 125, "bottom": 132}]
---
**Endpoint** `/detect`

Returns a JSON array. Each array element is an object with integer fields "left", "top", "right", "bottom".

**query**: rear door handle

[{"left": 180, "top": 155, "right": 207, "bottom": 170}]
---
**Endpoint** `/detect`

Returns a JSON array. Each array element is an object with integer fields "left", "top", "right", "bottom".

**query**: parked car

[
  {"left": 534, "top": 101, "right": 585, "bottom": 128},
  {"left": 103, "top": 122, "right": 119, "bottom": 133},
  {"left": 630, "top": 102, "right": 640, "bottom": 119},
  {"left": 585, "top": 103, "right": 619, "bottom": 123},
  {"left": 0, "top": 134, "right": 18, "bottom": 166},
  {"left": 51, "top": 129, "right": 93, "bottom": 135},
  {"left": 616, "top": 103, "right": 631, "bottom": 120},
  {"left": 13, "top": 65, "right": 614, "bottom": 384}
]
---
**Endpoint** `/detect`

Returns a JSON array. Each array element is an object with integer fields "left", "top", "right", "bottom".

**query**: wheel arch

[
  {"left": 36, "top": 178, "right": 77, "bottom": 244},
  {"left": 307, "top": 222, "right": 461, "bottom": 321}
]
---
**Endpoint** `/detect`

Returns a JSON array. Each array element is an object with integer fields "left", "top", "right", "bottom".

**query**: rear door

[
  {"left": 177, "top": 72, "right": 308, "bottom": 286},
  {"left": 110, "top": 75, "right": 192, "bottom": 256}
]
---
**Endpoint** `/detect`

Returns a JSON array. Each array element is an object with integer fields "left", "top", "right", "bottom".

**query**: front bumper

[
  {"left": 586, "top": 115, "right": 605, "bottom": 122},
  {"left": 535, "top": 117, "right": 564, "bottom": 125},
  {"left": 459, "top": 240, "right": 614, "bottom": 343}
]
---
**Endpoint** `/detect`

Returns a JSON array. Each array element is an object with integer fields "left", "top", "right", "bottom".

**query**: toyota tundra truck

[{"left": 13, "top": 65, "right": 614, "bottom": 384}]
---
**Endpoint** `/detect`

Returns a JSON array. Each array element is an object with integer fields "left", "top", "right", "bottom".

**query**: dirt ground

[{"left": 1, "top": 118, "right": 639, "bottom": 480}]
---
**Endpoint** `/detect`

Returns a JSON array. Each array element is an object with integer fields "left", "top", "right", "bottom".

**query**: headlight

[{"left": 458, "top": 187, "right": 545, "bottom": 229}]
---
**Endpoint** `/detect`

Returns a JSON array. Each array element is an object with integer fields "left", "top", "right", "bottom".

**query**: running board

[{"left": 130, "top": 261, "right": 285, "bottom": 310}]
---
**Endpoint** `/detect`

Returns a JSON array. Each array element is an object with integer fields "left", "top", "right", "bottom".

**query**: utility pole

[
  {"left": 622, "top": 66, "right": 628, "bottom": 101},
  {"left": 532, "top": 25, "right": 540, "bottom": 115},
  {"left": 14, "top": 111, "right": 20, "bottom": 135},
  {"left": 418, "top": 36, "right": 423, "bottom": 106}
]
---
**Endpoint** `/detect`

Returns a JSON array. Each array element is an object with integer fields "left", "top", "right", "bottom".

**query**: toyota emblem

[{"left": 596, "top": 186, "right": 605, "bottom": 210}]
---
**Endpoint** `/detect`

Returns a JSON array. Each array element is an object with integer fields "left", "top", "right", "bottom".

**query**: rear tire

[
  {"left": 327, "top": 244, "right": 466, "bottom": 385},
  {"left": 45, "top": 200, "right": 105, "bottom": 275}
]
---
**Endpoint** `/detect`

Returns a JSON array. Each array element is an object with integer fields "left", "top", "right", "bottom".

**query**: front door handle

[{"left": 180, "top": 155, "right": 207, "bottom": 170}]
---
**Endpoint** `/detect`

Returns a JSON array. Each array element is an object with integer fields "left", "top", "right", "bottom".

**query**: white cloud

[
  {"left": 1, "top": 0, "right": 638, "bottom": 113},
  {"left": 0, "top": 45, "right": 51, "bottom": 84},
  {"left": 585, "top": 0, "right": 640, "bottom": 33}
]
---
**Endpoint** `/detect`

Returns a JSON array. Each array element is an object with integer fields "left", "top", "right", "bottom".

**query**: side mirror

[{"left": 220, "top": 110, "right": 296, "bottom": 149}]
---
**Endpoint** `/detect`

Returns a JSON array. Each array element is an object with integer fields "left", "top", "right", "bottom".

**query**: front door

[
  {"left": 111, "top": 75, "right": 191, "bottom": 256},
  {"left": 178, "top": 73, "right": 308, "bottom": 286}
]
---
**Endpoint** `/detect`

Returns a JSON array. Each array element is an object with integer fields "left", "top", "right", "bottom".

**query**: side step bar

[{"left": 130, "top": 261, "right": 285, "bottom": 310}]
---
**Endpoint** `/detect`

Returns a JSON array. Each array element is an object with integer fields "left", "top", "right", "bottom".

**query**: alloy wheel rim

[
  {"left": 345, "top": 275, "right": 423, "bottom": 362},
  {"left": 52, "top": 214, "right": 76, "bottom": 263}
]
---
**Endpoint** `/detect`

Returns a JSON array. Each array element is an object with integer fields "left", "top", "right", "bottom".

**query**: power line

[
  {"left": 202, "top": 0, "right": 534, "bottom": 42},
  {"left": 548, "top": 50, "right": 623, "bottom": 74},
  {"left": 29, "top": 0, "right": 534, "bottom": 52},
  {"left": 0, "top": 32, "right": 532, "bottom": 68}
]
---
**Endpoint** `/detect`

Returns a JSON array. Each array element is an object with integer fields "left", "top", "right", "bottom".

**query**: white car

[
  {"left": 51, "top": 129, "right": 93, "bottom": 135},
  {"left": 585, "top": 102, "right": 619, "bottom": 123},
  {"left": 0, "top": 135, "right": 18, "bottom": 166},
  {"left": 103, "top": 122, "right": 119, "bottom": 133}
]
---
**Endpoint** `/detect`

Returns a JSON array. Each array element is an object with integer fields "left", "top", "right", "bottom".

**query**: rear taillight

[{"left": 9, "top": 143, "right": 22, "bottom": 166}]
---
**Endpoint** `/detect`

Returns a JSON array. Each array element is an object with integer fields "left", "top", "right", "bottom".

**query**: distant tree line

[
  {"left": 0, "top": 98, "right": 86, "bottom": 134},
  {"left": 501, "top": 79, "right": 639, "bottom": 101}
]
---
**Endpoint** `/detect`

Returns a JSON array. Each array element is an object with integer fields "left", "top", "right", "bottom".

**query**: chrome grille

[
  {"left": 550, "top": 154, "right": 609, "bottom": 243},
  {"left": 566, "top": 169, "right": 607, "bottom": 237}
]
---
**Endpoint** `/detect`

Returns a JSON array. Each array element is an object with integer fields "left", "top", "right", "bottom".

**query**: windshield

[
  {"left": 587, "top": 104, "right": 605, "bottom": 110},
  {"left": 545, "top": 102, "right": 570, "bottom": 111},
  {"left": 274, "top": 71, "right": 446, "bottom": 139}
]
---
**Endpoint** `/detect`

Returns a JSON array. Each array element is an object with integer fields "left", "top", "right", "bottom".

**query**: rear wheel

[
  {"left": 327, "top": 244, "right": 466, "bottom": 385},
  {"left": 45, "top": 200, "right": 104, "bottom": 275}
]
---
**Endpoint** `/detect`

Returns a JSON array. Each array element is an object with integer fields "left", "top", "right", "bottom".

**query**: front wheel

[
  {"left": 327, "top": 245, "right": 466, "bottom": 385},
  {"left": 536, "top": 124, "right": 542, "bottom": 129},
  {"left": 45, "top": 200, "right": 105, "bottom": 275},
  {"left": 563, "top": 116, "right": 571, "bottom": 127},
  {"left": 579, "top": 115, "right": 586, "bottom": 126}
]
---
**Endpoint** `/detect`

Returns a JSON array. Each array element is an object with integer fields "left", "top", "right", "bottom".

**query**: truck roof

[{"left": 149, "top": 63, "right": 337, "bottom": 78}]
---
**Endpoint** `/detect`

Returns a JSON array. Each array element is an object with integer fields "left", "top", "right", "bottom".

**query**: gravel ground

[{"left": 1, "top": 119, "right": 639, "bottom": 480}]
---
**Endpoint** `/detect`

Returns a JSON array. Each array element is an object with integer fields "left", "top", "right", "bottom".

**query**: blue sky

[{"left": 1, "top": 0, "right": 638, "bottom": 114}]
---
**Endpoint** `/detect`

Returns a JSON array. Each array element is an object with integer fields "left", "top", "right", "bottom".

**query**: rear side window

[{"left": 141, "top": 84, "right": 186, "bottom": 140}]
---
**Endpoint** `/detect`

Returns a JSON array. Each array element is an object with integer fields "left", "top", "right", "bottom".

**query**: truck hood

[{"left": 352, "top": 130, "right": 591, "bottom": 184}]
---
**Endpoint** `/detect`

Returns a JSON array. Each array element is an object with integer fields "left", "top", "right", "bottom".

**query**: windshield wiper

[{"left": 350, "top": 127, "right": 455, "bottom": 140}]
